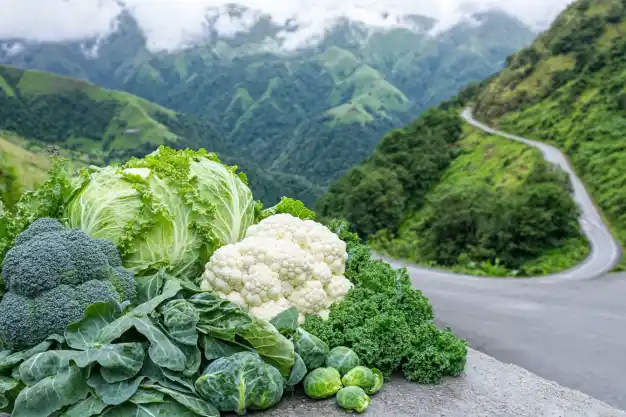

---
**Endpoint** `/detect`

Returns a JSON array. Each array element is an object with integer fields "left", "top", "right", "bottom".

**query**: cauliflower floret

[
  {"left": 288, "top": 280, "right": 330, "bottom": 315},
  {"left": 326, "top": 275, "right": 354, "bottom": 302},
  {"left": 240, "top": 264, "right": 283, "bottom": 307},
  {"left": 248, "top": 298, "right": 291, "bottom": 322},
  {"left": 201, "top": 214, "right": 351, "bottom": 323}
]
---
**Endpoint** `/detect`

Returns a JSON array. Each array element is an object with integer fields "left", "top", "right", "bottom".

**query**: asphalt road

[{"left": 374, "top": 109, "right": 626, "bottom": 410}]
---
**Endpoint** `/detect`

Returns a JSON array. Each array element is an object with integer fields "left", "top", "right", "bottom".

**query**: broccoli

[{"left": 0, "top": 218, "right": 137, "bottom": 350}]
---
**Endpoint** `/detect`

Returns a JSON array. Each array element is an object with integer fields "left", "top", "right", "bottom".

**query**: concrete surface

[{"left": 260, "top": 349, "right": 626, "bottom": 417}]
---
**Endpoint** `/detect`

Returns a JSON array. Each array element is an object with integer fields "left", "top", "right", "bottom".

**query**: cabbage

[{"left": 65, "top": 147, "right": 256, "bottom": 280}]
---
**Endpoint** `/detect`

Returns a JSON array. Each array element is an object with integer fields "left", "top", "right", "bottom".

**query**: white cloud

[{"left": 0, "top": 0, "right": 573, "bottom": 51}]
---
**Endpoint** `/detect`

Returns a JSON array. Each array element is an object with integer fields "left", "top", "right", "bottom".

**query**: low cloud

[{"left": 0, "top": 0, "right": 573, "bottom": 51}]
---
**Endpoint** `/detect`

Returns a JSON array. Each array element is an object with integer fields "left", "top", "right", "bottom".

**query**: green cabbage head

[
  {"left": 303, "top": 367, "right": 342, "bottom": 400},
  {"left": 336, "top": 386, "right": 371, "bottom": 413},
  {"left": 325, "top": 346, "right": 360, "bottom": 376},
  {"left": 65, "top": 147, "right": 256, "bottom": 280},
  {"left": 195, "top": 351, "right": 284, "bottom": 415}
]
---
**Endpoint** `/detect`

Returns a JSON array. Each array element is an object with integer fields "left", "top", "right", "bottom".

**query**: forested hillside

[
  {"left": 0, "top": 8, "right": 535, "bottom": 194},
  {"left": 470, "top": 0, "right": 626, "bottom": 270},
  {"left": 318, "top": 100, "right": 586, "bottom": 276},
  {"left": 0, "top": 65, "right": 322, "bottom": 205}
]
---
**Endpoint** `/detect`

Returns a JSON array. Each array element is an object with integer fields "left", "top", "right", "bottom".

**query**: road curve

[
  {"left": 401, "top": 107, "right": 621, "bottom": 283},
  {"left": 372, "top": 109, "right": 626, "bottom": 409}
]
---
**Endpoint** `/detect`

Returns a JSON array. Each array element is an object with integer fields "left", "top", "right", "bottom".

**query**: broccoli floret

[{"left": 0, "top": 218, "right": 137, "bottom": 350}]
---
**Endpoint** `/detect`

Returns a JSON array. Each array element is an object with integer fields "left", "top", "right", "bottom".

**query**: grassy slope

[
  {"left": 2, "top": 65, "right": 178, "bottom": 160},
  {"left": 0, "top": 132, "right": 51, "bottom": 188},
  {"left": 472, "top": 0, "right": 626, "bottom": 270},
  {"left": 371, "top": 126, "right": 589, "bottom": 276}
]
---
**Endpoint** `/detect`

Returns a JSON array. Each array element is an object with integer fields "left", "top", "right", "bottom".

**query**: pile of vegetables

[{"left": 0, "top": 146, "right": 467, "bottom": 416}]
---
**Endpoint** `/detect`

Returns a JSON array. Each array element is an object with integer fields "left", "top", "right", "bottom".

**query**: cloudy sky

[{"left": 0, "top": 0, "right": 573, "bottom": 51}]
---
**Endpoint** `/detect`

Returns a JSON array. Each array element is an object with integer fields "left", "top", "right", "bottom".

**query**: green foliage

[
  {"left": 303, "top": 227, "right": 467, "bottom": 383},
  {"left": 336, "top": 386, "right": 370, "bottom": 413},
  {"left": 473, "top": 0, "right": 626, "bottom": 269},
  {"left": 318, "top": 107, "right": 463, "bottom": 238},
  {"left": 371, "top": 128, "right": 587, "bottom": 274},
  {"left": 0, "top": 271, "right": 302, "bottom": 416},
  {"left": 259, "top": 197, "right": 317, "bottom": 221}
]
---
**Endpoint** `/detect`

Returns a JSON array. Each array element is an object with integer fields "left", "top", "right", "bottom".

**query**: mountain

[
  {"left": 0, "top": 7, "right": 536, "bottom": 196},
  {"left": 0, "top": 64, "right": 322, "bottom": 205},
  {"left": 469, "top": 0, "right": 626, "bottom": 270}
]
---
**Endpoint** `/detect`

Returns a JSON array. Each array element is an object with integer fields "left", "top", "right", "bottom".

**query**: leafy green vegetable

[
  {"left": 259, "top": 197, "right": 316, "bottom": 221},
  {"left": 0, "top": 376, "right": 19, "bottom": 409},
  {"left": 336, "top": 386, "right": 370, "bottom": 413},
  {"left": 304, "top": 223, "right": 467, "bottom": 383},
  {"left": 195, "top": 351, "right": 284, "bottom": 415},
  {"left": 61, "top": 396, "right": 107, "bottom": 417},
  {"left": 139, "top": 385, "right": 219, "bottom": 417},
  {"left": 293, "top": 328, "right": 329, "bottom": 370},
  {"left": 367, "top": 368, "right": 384, "bottom": 395},
  {"left": 12, "top": 363, "right": 89, "bottom": 417},
  {"left": 100, "top": 398, "right": 198, "bottom": 416},
  {"left": 285, "top": 353, "right": 307, "bottom": 389},
  {"left": 270, "top": 306, "right": 299, "bottom": 336},
  {"left": 65, "top": 146, "right": 256, "bottom": 280},
  {"left": 325, "top": 346, "right": 360, "bottom": 376},
  {"left": 303, "top": 367, "right": 343, "bottom": 400},
  {"left": 341, "top": 366, "right": 377, "bottom": 393}
]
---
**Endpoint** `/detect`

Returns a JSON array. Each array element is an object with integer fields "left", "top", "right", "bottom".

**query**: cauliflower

[
  {"left": 201, "top": 214, "right": 352, "bottom": 323},
  {"left": 0, "top": 218, "right": 137, "bottom": 350}
]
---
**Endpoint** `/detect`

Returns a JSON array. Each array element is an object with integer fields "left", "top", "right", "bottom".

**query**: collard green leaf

[
  {"left": 101, "top": 398, "right": 197, "bottom": 417},
  {"left": 135, "top": 270, "right": 166, "bottom": 304},
  {"left": 97, "top": 343, "right": 145, "bottom": 383},
  {"left": 60, "top": 395, "right": 107, "bottom": 417},
  {"left": 237, "top": 317, "right": 295, "bottom": 377},
  {"left": 64, "top": 300, "right": 122, "bottom": 350},
  {"left": 0, "top": 335, "right": 63, "bottom": 370},
  {"left": 130, "top": 388, "right": 165, "bottom": 404},
  {"left": 141, "top": 384, "right": 220, "bottom": 417},
  {"left": 18, "top": 351, "right": 78, "bottom": 386},
  {"left": 162, "top": 299, "right": 200, "bottom": 346},
  {"left": 133, "top": 316, "right": 187, "bottom": 372},
  {"left": 270, "top": 307, "right": 299, "bottom": 336},
  {"left": 139, "top": 357, "right": 196, "bottom": 394},
  {"left": 132, "top": 279, "right": 182, "bottom": 315},
  {"left": 179, "top": 344, "right": 202, "bottom": 377},
  {"left": 0, "top": 375, "right": 19, "bottom": 408},
  {"left": 286, "top": 353, "right": 307, "bottom": 388},
  {"left": 190, "top": 292, "right": 251, "bottom": 341},
  {"left": 87, "top": 372, "right": 146, "bottom": 406},
  {"left": 12, "top": 364, "right": 89, "bottom": 417},
  {"left": 293, "top": 328, "right": 329, "bottom": 370},
  {"left": 201, "top": 335, "right": 246, "bottom": 361}
]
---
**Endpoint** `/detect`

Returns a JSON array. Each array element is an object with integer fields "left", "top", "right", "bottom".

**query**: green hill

[
  {"left": 0, "top": 65, "right": 323, "bottom": 206},
  {"left": 318, "top": 99, "right": 587, "bottom": 276},
  {"left": 470, "top": 0, "right": 626, "bottom": 270},
  {"left": 0, "top": 10, "right": 535, "bottom": 193}
]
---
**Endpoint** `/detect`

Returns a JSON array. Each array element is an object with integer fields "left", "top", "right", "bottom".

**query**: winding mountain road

[{"left": 379, "top": 108, "right": 626, "bottom": 409}]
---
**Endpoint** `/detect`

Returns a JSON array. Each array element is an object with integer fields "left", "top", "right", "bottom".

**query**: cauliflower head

[
  {"left": 201, "top": 214, "right": 352, "bottom": 323},
  {"left": 0, "top": 218, "right": 137, "bottom": 350}
]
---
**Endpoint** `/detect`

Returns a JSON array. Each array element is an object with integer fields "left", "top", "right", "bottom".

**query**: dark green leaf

[
  {"left": 162, "top": 299, "right": 200, "bottom": 346},
  {"left": 139, "top": 357, "right": 195, "bottom": 394},
  {"left": 12, "top": 364, "right": 89, "bottom": 417},
  {"left": 0, "top": 335, "right": 63, "bottom": 370},
  {"left": 201, "top": 335, "right": 246, "bottom": 361},
  {"left": 237, "top": 317, "right": 295, "bottom": 377},
  {"left": 286, "top": 353, "right": 307, "bottom": 388},
  {"left": 270, "top": 307, "right": 299, "bottom": 335},
  {"left": 18, "top": 351, "right": 78, "bottom": 386},
  {"left": 179, "top": 344, "right": 202, "bottom": 377},
  {"left": 97, "top": 343, "right": 145, "bottom": 383},
  {"left": 65, "top": 300, "right": 122, "bottom": 350},
  {"left": 60, "top": 395, "right": 107, "bottom": 417},
  {"left": 131, "top": 279, "right": 182, "bottom": 315},
  {"left": 133, "top": 316, "right": 187, "bottom": 372},
  {"left": 101, "top": 398, "right": 197, "bottom": 417},
  {"left": 87, "top": 372, "right": 146, "bottom": 406},
  {"left": 0, "top": 376, "right": 19, "bottom": 408},
  {"left": 129, "top": 388, "right": 165, "bottom": 404},
  {"left": 135, "top": 270, "right": 166, "bottom": 304},
  {"left": 141, "top": 384, "right": 220, "bottom": 417}
]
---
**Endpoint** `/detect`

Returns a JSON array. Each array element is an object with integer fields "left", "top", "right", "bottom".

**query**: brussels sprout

[
  {"left": 336, "top": 386, "right": 371, "bottom": 413},
  {"left": 341, "top": 366, "right": 376, "bottom": 393},
  {"left": 195, "top": 351, "right": 283, "bottom": 415},
  {"left": 367, "top": 368, "right": 384, "bottom": 395},
  {"left": 293, "top": 328, "right": 329, "bottom": 370},
  {"left": 285, "top": 353, "right": 307, "bottom": 389},
  {"left": 325, "top": 346, "right": 360, "bottom": 376},
  {"left": 303, "top": 367, "right": 343, "bottom": 400}
]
